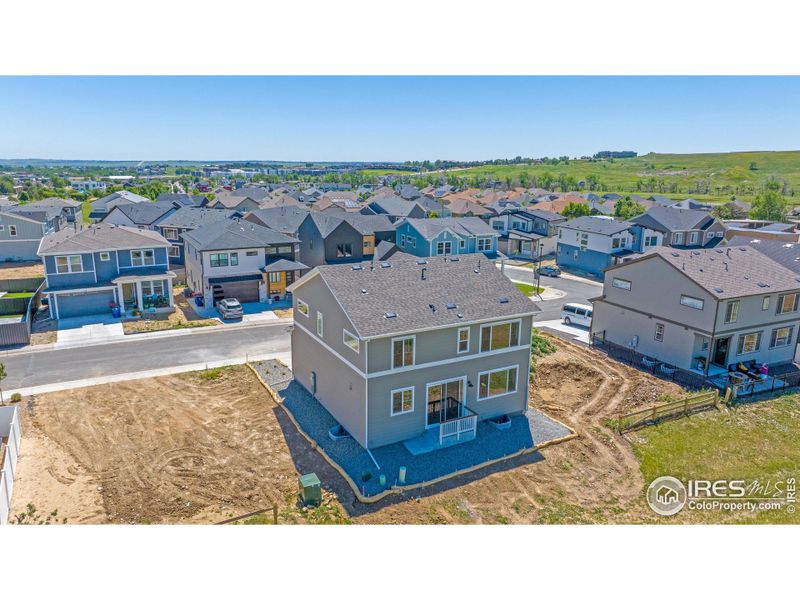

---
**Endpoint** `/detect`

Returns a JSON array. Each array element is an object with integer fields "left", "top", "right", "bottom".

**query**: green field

[{"left": 361, "top": 151, "right": 800, "bottom": 204}]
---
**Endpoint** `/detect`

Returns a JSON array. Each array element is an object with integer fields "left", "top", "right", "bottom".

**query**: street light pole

[{"left": 535, "top": 243, "right": 543, "bottom": 297}]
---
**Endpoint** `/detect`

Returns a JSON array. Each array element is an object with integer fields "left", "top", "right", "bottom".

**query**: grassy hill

[{"left": 361, "top": 150, "right": 800, "bottom": 205}]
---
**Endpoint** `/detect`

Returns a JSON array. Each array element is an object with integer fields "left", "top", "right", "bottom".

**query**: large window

[
  {"left": 336, "top": 243, "right": 353, "bottom": 258},
  {"left": 55, "top": 255, "right": 83, "bottom": 274},
  {"left": 168, "top": 246, "right": 180, "bottom": 258},
  {"left": 724, "top": 300, "right": 739, "bottom": 324},
  {"left": 142, "top": 280, "right": 170, "bottom": 308},
  {"left": 343, "top": 329, "right": 360, "bottom": 353},
  {"left": 390, "top": 387, "right": 414, "bottom": 416},
  {"left": 770, "top": 326, "right": 793, "bottom": 348},
  {"left": 209, "top": 252, "right": 238, "bottom": 268},
  {"left": 131, "top": 249, "right": 155, "bottom": 267},
  {"left": 457, "top": 327, "right": 470, "bottom": 354},
  {"left": 688, "top": 231, "right": 699, "bottom": 245},
  {"left": 672, "top": 232, "right": 685, "bottom": 245},
  {"left": 162, "top": 228, "right": 179, "bottom": 241},
  {"left": 392, "top": 336, "right": 415, "bottom": 368},
  {"left": 268, "top": 272, "right": 281, "bottom": 283},
  {"left": 680, "top": 295, "right": 704, "bottom": 310},
  {"left": 477, "top": 238, "right": 492, "bottom": 252},
  {"left": 736, "top": 332, "right": 762, "bottom": 355},
  {"left": 478, "top": 366, "right": 518, "bottom": 400},
  {"left": 480, "top": 320, "right": 520, "bottom": 352},
  {"left": 776, "top": 293, "right": 799, "bottom": 315},
  {"left": 436, "top": 241, "right": 452, "bottom": 255},
  {"left": 645, "top": 235, "right": 658, "bottom": 247},
  {"left": 612, "top": 278, "right": 631, "bottom": 291}
]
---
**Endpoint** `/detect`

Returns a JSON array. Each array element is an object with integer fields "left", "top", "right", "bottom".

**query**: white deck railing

[{"left": 439, "top": 412, "right": 478, "bottom": 445}]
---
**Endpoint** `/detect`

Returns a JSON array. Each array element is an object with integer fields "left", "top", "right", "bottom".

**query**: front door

[
  {"left": 122, "top": 282, "right": 137, "bottom": 312},
  {"left": 713, "top": 337, "right": 730, "bottom": 367},
  {"left": 426, "top": 378, "right": 464, "bottom": 428}
]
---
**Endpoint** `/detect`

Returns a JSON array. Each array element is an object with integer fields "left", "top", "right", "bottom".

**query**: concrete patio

[{"left": 192, "top": 300, "right": 286, "bottom": 324}]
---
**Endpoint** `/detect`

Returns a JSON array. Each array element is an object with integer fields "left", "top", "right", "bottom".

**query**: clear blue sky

[{"left": 1, "top": 76, "right": 799, "bottom": 162}]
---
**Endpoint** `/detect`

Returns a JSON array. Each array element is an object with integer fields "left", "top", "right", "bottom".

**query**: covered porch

[
  {"left": 261, "top": 258, "right": 308, "bottom": 303},
  {"left": 112, "top": 269, "right": 176, "bottom": 316}
]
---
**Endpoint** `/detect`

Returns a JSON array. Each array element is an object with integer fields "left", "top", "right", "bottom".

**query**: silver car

[{"left": 216, "top": 298, "right": 244, "bottom": 320}]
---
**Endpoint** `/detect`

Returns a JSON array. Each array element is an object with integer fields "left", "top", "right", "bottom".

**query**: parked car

[
  {"left": 561, "top": 303, "right": 592, "bottom": 327},
  {"left": 536, "top": 265, "right": 561, "bottom": 277},
  {"left": 216, "top": 298, "right": 244, "bottom": 319}
]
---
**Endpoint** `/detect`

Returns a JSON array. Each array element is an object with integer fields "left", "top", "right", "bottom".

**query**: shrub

[{"left": 10, "top": 392, "right": 22, "bottom": 403}]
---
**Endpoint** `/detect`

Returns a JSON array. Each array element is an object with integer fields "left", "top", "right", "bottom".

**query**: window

[
  {"left": 478, "top": 366, "right": 518, "bottom": 400},
  {"left": 762, "top": 296, "right": 770, "bottom": 311},
  {"left": 343, "top": 329, "right": 360, "bottom": 353},
  {"left": 770, "top": 326, "right": 793, "bottom": 348},
  {"left": 168, "top": 246, "right": 180, "bottom": 258},
  {"left": 229, "top": 252, "right": 239, "bottom": 266},
  {"left": 612, "top": 278, "right": 631, "bottom": 291},
  {"left": 0, "top": 225, "right": 4, "bottom": 231},
  {"left": 316, "top": 311, "right": 324, "bottom": 337},
  {"left": 477, "top": 238, "right": 491, "bottom": 252},
  {"left": 457, "top": 327, "right": 470, "bottom": 354},
  {"left": 612, "top": 238, "right": 621, "bottom": 249},
  {"left": 645, "top": 235, "right": 658, "bottom": 247},
  {"left": 131, "top": 249, "right": 155, "bottom": 267},
  {"left": 141, "top": 280, "right": 165, "bottom": 296},
  {"left": 672, "top": 232, "right": 685, "bottom": 245},
  {"left": 268, "top": 272, "right": 281, "bottom": 283},
  {"left": 246, "top": 250, "right": 258, "bottom": 256},
  {"left": 436, "top": 241, "right": 452, "bottom": 255},
  {"left": 654, "top": 323, "right": 665, "bottom": 342},
  {"left": 680, "top": 295, "right": 704, "bottom": 310},
  {"left": 390, "top": 387, "right": 414, "bottom": 416},
  {"left": 336, "top": 243, "right": 353, "bottom": 258},
  {"left": 278, "top": 246, "right": 292, "bottom": 254},
  {"left": 209, "top": 253, "right": 229, "bottom": 267},
  {"left": 266, "top": 247, "right": 278, "bottom": 255},
  {"left": 492, "top": 221, "right": 504, "bottom": 230},
  {"left": 162, "top": 228, "right": 178, "bottom": 241},
  {"left": 409, "top": 237, "right": 416, "bottom": 248},
  {"left": 776, "top": 293, "right": 799, "bottom": 315},
  {"left": 736, "top": 332, "right": 762, "bottom": 355},
  {"left": 724, "top": 300, "right": 739, "bottom": 324},
  {"left": 297, "top": 299, "right": 309, "bottom": 316},
  {"left": 363, "top": 239, "right": 372, "bottom": 250},
  {"left": 8, "top": 225, "right": 17, "bottom": 237},
  {"left": 459, "top": 239, "right": 466, "bottom": 249},
  {"left": 480, "top": 320, "right": 521, "bottom": 352},
  {"left": 688, "top": 231, "right": 699, "bottom": 245},
  {"left": 55, "top": 255, "right": 83, "bottom": 274},
  {"left": 399, "top": 235, "right": 406, "bottom": 247},
  {"left": 392, "top": 336, "right": 415, "bottom": 368},
  {"left": 99, "top": 252, "right": 111, "bottom": 261}
]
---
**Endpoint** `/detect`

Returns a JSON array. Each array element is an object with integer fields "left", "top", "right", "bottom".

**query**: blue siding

[
  {"left": 395, "top": 222, "right": 497, "bottom": 258},
  {"left": 45, "top": 254, "right": 97, "bottom": 288},
  {"left": 94, "top": 251, "right": 119, "bottom": 281},
  {"left": 556, "top": 243, "right": 613, "bottom": 277}
]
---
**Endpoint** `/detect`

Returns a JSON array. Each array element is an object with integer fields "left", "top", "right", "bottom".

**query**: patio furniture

[
  {"left": 642, "top": 356, "right": 658, "bottom": 371},
  {"left": 659, "top": 363, "right": 677, "bottom": 379}
]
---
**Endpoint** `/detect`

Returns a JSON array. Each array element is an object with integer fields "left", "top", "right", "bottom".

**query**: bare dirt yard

[
  {"left": 121, "top": 286, "right": 218, "bottom": 334},
  {"left": 0, "top": 261, "right": 44, "bottom": 279}
]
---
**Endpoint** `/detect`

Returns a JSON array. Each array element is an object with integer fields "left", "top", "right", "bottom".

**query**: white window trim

[
  {"left": 477, "top": 365, "right": 519, "bottom": 401},
  {"left": 342, "top": 329, "right": 360, "bottom": 354},
  {"left": 479, "top": 319, "right": 522, "bottom": 353},
  {"left": 770, "top": 326, "right": 793, "bottom": 348},
  {"left": 477, "top": 237, "right": 492, "bottom": 251},
  {"left": 130, "top": 249, "right": 155, "bottom": 267},
  {"left": 736, "top": 331, "right": 763, "bottom": 356},
  {"left": 762, "top": 296, "right": 770, "bottom": 311},
  {"left": 390, "top": 386, "right": 415, "bottom": 416},
  {"left": 168, "top": 245, "right": 180, "bottom": 257},
  {"left": 724, "top": 300, "right": 739, "bottom": 324},
  {"left": 391, "top": 335, "right": 416, "bottom": 369},
  {"left": 297, "top": 299, "right": 309, "bottom": 316},
  {"left": 680, "top": 294, "right": 704, "bottom": 310},
  {"left": 612, "top": 277, "right": 631, "bottom": 291},
  {"left": 8, "top": 224, "right": 17, "bottom": 237},
  {"left": 162, "top": 228, "right": 179, "bottom": 241},
  {"left": 457, "top": 326, "right": 470, "bottom": 354},
  {"left": 99, "top": 252, "right": 111, "bottom": 262},
  {"left": 316, "top": 311, "right": 324, "bottom": 337},
  {"left": 55, "top": 254, "right": 84, "bottom": 274},
  {"left": 654, "top": 323, "right": 665, "bottom": 342}
]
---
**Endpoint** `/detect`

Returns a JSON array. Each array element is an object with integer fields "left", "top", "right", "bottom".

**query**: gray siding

[{"left": 0, "top": 212, "right": 43, "bottom": 261}]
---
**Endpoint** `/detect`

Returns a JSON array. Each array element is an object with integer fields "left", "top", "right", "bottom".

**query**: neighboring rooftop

[
  {"left": 182, "top": 219, "right": 298, "bottom": 251},
  {"left": 156, "top": 206, "right": 239, "bottom": 230},
  {"left": 295, "top": 253, "right": 537, "bottom": 339},
  {"left": 105, "top": 202, "right": 174, "bottom": 225},
  {"left": 399, "top": 216, "right": 498, "bottom": 240},
  {"left": 558, "top": 215, "right": 632, "bottom": 235},
  {"left": 38, "top": 224, "right": 170, "bottom": 255},
  {"left": 630, "top": 206, "right": 714, "bottom": 232},
  {"left": 727, "top": 236, "right": 800, "bottom": 275}
]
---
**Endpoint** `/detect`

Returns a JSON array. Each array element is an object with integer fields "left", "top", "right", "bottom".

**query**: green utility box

[{"left": 299, "top": 473, "right": 322, "bottom": 507}]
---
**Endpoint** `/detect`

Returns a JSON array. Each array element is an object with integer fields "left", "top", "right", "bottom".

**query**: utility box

[{"left": 299, "top": 473, "right": 321, "bottom": 507}]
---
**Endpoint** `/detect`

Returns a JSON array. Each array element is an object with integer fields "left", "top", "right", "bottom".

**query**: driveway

[
  {"left": 535, "top": 319, "right": 591, "bottom": 344},
  {"left": 55, "top": 315, "right": 125, "bottom": 347},
  {"left": 193, "top": 301, "right": 281, "bottom": 325}
]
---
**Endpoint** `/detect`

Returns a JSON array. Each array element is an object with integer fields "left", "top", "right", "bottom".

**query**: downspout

[{"left": 364, "top": 339, "right": 381, "bottom": 470}]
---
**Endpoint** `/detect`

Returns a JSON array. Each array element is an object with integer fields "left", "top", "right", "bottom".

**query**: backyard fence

[
  {"left": 0, "top": 406, "right": 22, "bottom": 525},
  {"left": 0, "top": 277, "right": 44, "bottom": 294},
  {"left": 616, "top": 389, "right": 725, "bottom": 432},
  {"left": 728, "top": 370, "right": 800, "bottom": 401},
  {"left": 0, "top": 280, "right": 45, "bottom": 347}
]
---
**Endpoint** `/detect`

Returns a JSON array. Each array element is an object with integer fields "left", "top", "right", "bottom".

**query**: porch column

[
  {"left": 167, "top": 278, "right": 174, "bottom": 307},
  {"left": 116, "top": 283, "right": 124, "bottom": 310},
  {"left": 136, "top": 282, "right": 144, "bottom": 312}
]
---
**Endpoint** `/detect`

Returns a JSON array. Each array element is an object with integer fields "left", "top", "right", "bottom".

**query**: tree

[
  {"left": 614, "top": 196, "right": 645, "bottom": 220},
  {"left": 748, "top": 162, "right": 758, "bottom": 171},
  {"left": 712, "top": 202, "right": 748, "bottom": 220},
  {"left": 519, "top": 171, "right": 530, "bottom": 188},
  {"left": 0, "top": 362, "right": 5, "bottom": 405},
  {"left": 750, "top": 189, "right": 788, "bottom": 222},
  {"left": 561, "top": 202, "right": 591, "bottom": 219}
]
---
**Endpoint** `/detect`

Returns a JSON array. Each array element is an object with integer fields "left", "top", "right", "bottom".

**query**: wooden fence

[
  {"left": 616, "top": 389, "right": 727, "bottom": 432},
  {"left": 0, "top": 277, "right": 44, "bottom": 294}
]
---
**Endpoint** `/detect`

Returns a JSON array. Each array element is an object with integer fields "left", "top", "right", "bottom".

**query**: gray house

[
  {"left": 629, "top": 206, "right": 725, "bottom": 249},
  {"left": 89, "top": 190, "right": 150, "bottom": 220},
  {"left": 590, "top": 246, "right": 800, "bottom": 375},
  {"left": 287, "top": 254, "right": 537, "bottom": 450},
  {"left": 1, "top": 202, "right": 69, "bottom": 262}
]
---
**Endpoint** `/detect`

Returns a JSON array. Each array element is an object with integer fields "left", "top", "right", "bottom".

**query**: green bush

[{"left": 10, "top": 392, "right": 22, "bottom": 403}]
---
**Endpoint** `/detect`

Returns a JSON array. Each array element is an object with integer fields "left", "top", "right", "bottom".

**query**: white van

[{"left": 561, "top": 303, "right": 593, "bottom": 327}]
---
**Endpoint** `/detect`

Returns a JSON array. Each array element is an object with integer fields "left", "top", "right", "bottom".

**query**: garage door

[
  {"left": 55, "top": 290, "right": 116, "bottom": 319},
  {"left": 218, "top": 280, "right": 259, "bottom": 303}
]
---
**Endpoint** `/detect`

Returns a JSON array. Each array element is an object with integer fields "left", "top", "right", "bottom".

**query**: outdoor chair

[
  {"left": 641, "top": 356, "right": 658, "bottom": 371},
  {"left": 659, "top": 363, "right": 677, "bottom": 379}
]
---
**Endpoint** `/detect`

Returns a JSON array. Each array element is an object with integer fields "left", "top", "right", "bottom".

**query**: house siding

[
  {"left": 557, "top": 242, "right": 613, "bottom": 276},
  {"left": 0, "top": 213, "right": 44, "bottom": 261}
]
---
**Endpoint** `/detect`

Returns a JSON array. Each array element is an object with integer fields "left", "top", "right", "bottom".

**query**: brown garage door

[{"left": 219, "top": 280, "right": 260, "bottom": 302}]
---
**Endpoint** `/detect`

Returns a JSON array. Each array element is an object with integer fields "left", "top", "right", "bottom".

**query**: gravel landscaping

[{"left": 252, "top": 359, "right": 572, "bottom": 497}]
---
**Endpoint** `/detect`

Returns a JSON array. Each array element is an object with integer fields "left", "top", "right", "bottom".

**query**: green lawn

[
  {"left": 1, "top": 292, "right": 34, "bottom": 299},
  {"left": 515, "top": 282, "right": 544, "bottom": 296},
  {"left": 81, "top": 200, "right": 92, "bottom": 223},
  {"left": 630, "top": 394, "right": 800, "bottom": 523}
]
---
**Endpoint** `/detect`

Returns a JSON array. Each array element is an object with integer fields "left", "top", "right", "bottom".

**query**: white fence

[{"left": 0, "top": 406, "right": 21, "bottom": 525}]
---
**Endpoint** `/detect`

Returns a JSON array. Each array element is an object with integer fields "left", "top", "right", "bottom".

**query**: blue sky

[{"left": 1, "top": 76, "right": 799, "bottom": 162}]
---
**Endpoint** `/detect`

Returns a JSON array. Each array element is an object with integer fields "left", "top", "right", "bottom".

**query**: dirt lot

[
  {"left": 121, "top": 287, "right": 218, "bottom": 334},
  {"left": 0, "top": 261, "right": 44, "bottom": 279}
]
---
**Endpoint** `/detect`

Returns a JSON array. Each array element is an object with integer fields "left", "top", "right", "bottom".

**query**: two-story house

[
  {"left": 100, "top": 202, "right": 176, "bottom": 231},
  {"left": 629, "top": 206, "right": 725, "bottom": 249},
  {"left": 555, "top": 216, "right": 644, "bottom": 276},
  {"left": 394, "top": 217, "right": 500, "bottom": 258},
  {"left": 88, "top": 190, "right": 150, "bottom": 220},
  {"left": 365, "top": 195, "right": 428, "bottom": 222},
  {"left": 153, "top": 206, "right": 240, "bottom": 264},
  {"left": 491, "top": 208, "right": 566, "bottom": 259},
  {"left": 37, "top": 224, "right": 176, "bottom": 319},
  {"left": 0, "top": 201, "right": 72, "bottom": 262},
  {"left": 183, "top": 219, "right": 306, "bottom": 306},
  {"left": 287, "top": 253, "right": 537, "bottom": 450},
  {"left": 590, "top": 246, "right": 800, "bottom": 375}
]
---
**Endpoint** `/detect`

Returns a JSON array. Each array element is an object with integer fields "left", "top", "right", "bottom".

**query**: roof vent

[
  {"left": 351, "top": 265, "right": 363, "bottom": 270},
  {"left": 446, "top": 303, "right": 457, "bottom": 310},
  {"left": 671, "top": 252, "right": 679, "bottom": 257},
  {"left": 757, "top": 282, "right": 770, "bottom": 288},
  {"left": 457, "top": 313, "right": 464, "bottom": 319},
  {"left": 380, "top": 262, "right": 391, "bottom": 268},
  {"left": 429, "top": 303, "right": 436, "bottom": 313},
  {"left": 715, "top": 249, "right": 723, "bottom": 253},
  {"left": 784, "top": 243, "right": 794, "bottom": 248},
  {"left": 416, "top": 259, "right": 428, "bottom": 265},
  {"left": 450, "top": 257, "right": 460, "bottom": 262},
  {"left": 714, "top": 287, "right": 724, "bottom": 293},
  {"left": 499, "top": 297, "right": 510, "bottom": 304},
  {"left": 384, "top": 311, "right": 397, "bottom": 319},
  {"left": 361, "top": 288, "right": 368, "bottom": 294},
  {"left": 421, "top": 267, "right": 427, "bottom": 281}
]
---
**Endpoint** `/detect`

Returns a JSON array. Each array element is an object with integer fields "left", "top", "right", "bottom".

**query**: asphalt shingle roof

[
  {"left": 400, "top": 217, "right": 498, "bottom": 240},
  {"left": 38, "top": 224, "right": 170, "bottom": 255},
  {"left": 245, "top": 207, "right": 310, "bottom": 234},
  {"left": 630, "top": 206, "right": 713, "bottom": 232},
  {"left": 182, "top": 219, "right": 298, "bottom": 251},
  {"left": 299, "top": 253, "right": 538, "bottom": 338},
  {"left": 156, "top": 207, "right": 239, "bottom": 229},
  {"left": 727, "top": 236, "right": 800, "bottom": 275},
  {"left": 107, "top": 202, "right": 174, "bottom": 225},
  {"left": 91, "top": 190, "right": 150, "bottom": 209},
  {"left": 369, "top": 195, "right": 426, "bottom": 216},
  {"left": 558, "top": 216, "right": 632, "bottom": 235}
]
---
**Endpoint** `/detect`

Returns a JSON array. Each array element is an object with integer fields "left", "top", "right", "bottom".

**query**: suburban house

[
  {"left": 183, "top": 219, "right": 306, "bottom": 306},
  {"left": 629, "top": 206, "right": 725, "bottom": 249},
  {"left": 444, "top": 197, "right": 494, "bottom": 219},
  {"left": 38, "top": 224, "right": 176, "bottom": 319},
  {"left": 153, "top": 206, "right": 240, "bottom": 264},
  {"left": 394, "top": 217, "right": 500, "bottom": 258},
  {"left": 556, "top": 216, "right": 645, "bottom": 276},
  {"left": 207, "top": 190, "right": 263, "bottom": 212},
  {"left": 590, "top": 246, "right": 800, "bottom": 375},
  {"left": 100, "top": 202, "right": 176, "bottom": 230},
  {"left": 0, "top": 202, "right": 70, "bottom": 261},
  {"left": 18, "top": 197, "right": 82, "bottom": 223},
  {"left": 71, "top": 180, "right": 107, "bottom": 192},
  {"left": 88, "top": 190, "right": 150, "bottom": 220},
  {"left": 490, "top": 208, "right": 566, "bottom": 259},
  {"left": 365, "top": 195, "right": 428, "bottom": 222},
  {"left": 722, "top": 220, "right": 799, "bottom": 243},
  {"left": 155, "top": 193, "right": 208, "bottom": 208},
  {"left": 245, "top": 207, "right": 395, "bottom": 267},
  {"left": 286, "top": 253, "right": 537, "bottom": 449}
]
